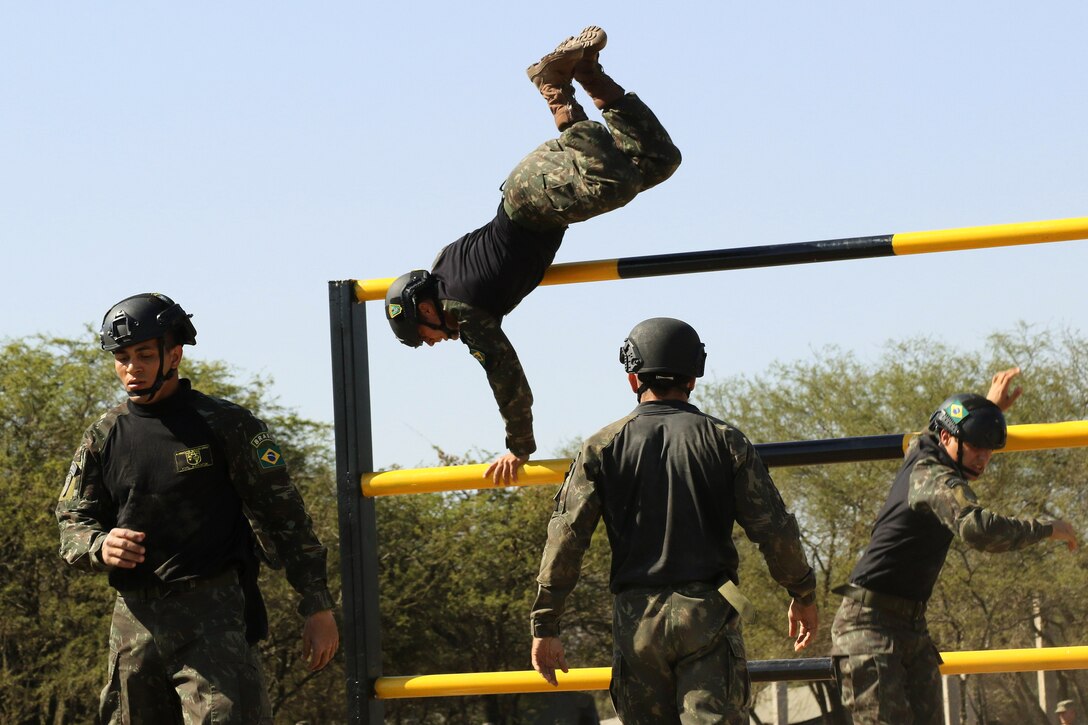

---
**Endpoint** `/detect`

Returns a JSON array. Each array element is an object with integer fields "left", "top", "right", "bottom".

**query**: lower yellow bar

[
  {"left": 940, "top": 646, "right": 1088, "bottom": 676},
  {"left": 375, "top": 666, "right": 612, "bottom": 699},
  {"left": 373, "top": 646, "right": 1088, "bottom": 699},
  {"left": 362, "top": 459, "right": 571, "bottom": 497},
  {"left": 893, "top": 216, "right": 1088, "bottom": 255}
]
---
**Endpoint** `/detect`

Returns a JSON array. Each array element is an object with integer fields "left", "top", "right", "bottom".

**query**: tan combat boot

[
  {"left": 573, "top": 29, "right": 626, "bottom": 110},
  {"left": 526, "top": 26, "right": 607, "bottom": 130}
]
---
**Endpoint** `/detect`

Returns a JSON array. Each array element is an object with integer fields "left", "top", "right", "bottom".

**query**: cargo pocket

[
  {"left": 542, "top": 165, "right": 580, "bottom": 213},
  {"left": 724, "top": 630, "right": 751, "bottom": 709},
  {"left": 100, "top": 649, "right": 123, "bottom": 723}
]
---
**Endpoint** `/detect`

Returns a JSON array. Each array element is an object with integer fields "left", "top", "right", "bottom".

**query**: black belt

[
  {"left": 834, "top": 582, "right": 927, "bottom": 621},
  {"left": 119, "top": 569, "right": 238, "bottom": 602}
]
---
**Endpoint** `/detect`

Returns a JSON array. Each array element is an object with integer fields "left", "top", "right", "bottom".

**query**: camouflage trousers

[
  {"left": 830, "top": 597, "right": 943, "bottom": 725},
  {"left": 610, "top": 582, "right": 749, "bottom": 725},
  {"left": 100, "top": 576, "right": 272, "bottom": 725},
  {"left": 502, "top": 93, "right": 681, "bottom": 232}
]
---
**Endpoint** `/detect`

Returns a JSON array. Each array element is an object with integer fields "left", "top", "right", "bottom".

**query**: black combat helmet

[
  {"left": 385, "top": 270, "right": 438, "bottom": 348},
  {"left": 100, "top": 293, "right": 197, "bottom": 351},
  {"left": 929, "top": 393, "right": 1007, "bottom": 450},
  {"left": 100, "top": 293, "right": 196, "bottom": 399},
  {"left": 619, "top": 317, "right": 707, "bottom": 379}
]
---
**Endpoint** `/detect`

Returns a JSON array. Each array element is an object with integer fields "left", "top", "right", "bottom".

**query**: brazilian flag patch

[
  {"left": 470, "top": 348, "right": 487, "bottom": 366},
  {"left": 250, "top": 431, "right": 287, "bottom": 471},
  {"left": 946, "top": 403, "right": 968, "bottom": 423}
]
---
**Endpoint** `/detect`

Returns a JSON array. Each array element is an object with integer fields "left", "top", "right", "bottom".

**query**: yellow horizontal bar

[
  {"left": 1004, "top": 420, "right": 1088, "bottom": 452},
  {"left": 375, "top": 666, "right": 612, "bottom": 699},
  {"left": 893, "top": 216, "right": 1088, "bottom": 256},
  {"left": 940, "top": 645, "right": 1088, "bottom": 676},
  {"left": 362, "top": 459, "right": 571, "bottom": 497},
  {"left": 355, "top": 278, "right": 396, "bottom": 303},
  {"left": 538, "top": 259, "right": 621, "bottom": 288},
  {"left": 363, "top": 422, "right": 1088, "bottom": 497},
  {"left": 374, "top": 645, "right": 1088, "bottom": 699}
]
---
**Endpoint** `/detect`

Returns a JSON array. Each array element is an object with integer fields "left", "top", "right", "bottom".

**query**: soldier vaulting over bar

[{"left": 383, "top": 26, "right": 681, "bottom": 485}]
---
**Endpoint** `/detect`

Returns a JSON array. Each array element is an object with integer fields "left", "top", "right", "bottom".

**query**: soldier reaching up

[{"left": 830, "top": 367, "right": 1077, "bottom": 724}]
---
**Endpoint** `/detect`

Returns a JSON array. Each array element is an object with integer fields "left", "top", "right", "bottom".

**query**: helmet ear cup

[
  {"left": 100, "top": 293, "right": 196, "bottom": 351},
  {"left": 620, "top": 318, "right": 706, "bottom": 379}
]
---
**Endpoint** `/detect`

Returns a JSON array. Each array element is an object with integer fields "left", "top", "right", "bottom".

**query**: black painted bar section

[
  {"left": 750, "top": 657, "right": 835, "bottom": 683},
  {"left": 616, "top": 234, "right": 895, "bottom": 279},
  {"left": 756, "top": 434, "right": 907, "bottom": 468}
]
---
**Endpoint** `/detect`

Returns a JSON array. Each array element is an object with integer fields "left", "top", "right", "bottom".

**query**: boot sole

[{"left": 526, "top": 26, "right": 607, "bottom": 81}]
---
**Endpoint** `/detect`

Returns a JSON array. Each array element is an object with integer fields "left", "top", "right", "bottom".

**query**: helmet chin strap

[
  {"left": 948, "top": 434, "right": 982, "bottom": 479},
  {"left": 125, "top": 338, "right": 176, "bottom": 402}
]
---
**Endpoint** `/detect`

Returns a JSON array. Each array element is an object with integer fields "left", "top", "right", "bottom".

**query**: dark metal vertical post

[{"left": 329, "top": 281, "right": 384, "bottom": 723}]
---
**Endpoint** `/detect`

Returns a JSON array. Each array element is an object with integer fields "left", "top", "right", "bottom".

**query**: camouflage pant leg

[
  {"left": 100, "top": 582, "right": 272, "bottom": 725},
  {"left": 600, "top": 93, "right": 683, "bottom": 191},
  {"left": 502, "top": 94, "right": 680, "bottom": 231},
  {"left": 611, "top": 583, "right": 748, "bottom": 725},
  {"left": 830, "top": 597, "right": 943, "bottom": 725}
]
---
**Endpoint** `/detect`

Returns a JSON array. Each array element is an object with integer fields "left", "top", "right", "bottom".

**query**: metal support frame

[{"left": 329, "top": 281, "right": 384, "bottom": 723}]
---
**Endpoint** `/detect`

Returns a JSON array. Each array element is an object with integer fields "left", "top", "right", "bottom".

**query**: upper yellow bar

[
  {"left": 355, "top": 277, "right": 397, "bottom": 302},
  {"left": 362, "top": 421, "right": 1088, "bottom": 497},
  {"left": 538, "top": 259, "right": 621, "bottom": 287},
  {"left": 351, "top": 216, "right": 1086, "bottom": 301},
  {"left": 372, "top": 646, "right": 1088, "bottom": 699},
  {"left": 352, "top": 261, "right": 622, "bottom": 302},
  {"left": 892, "top": 216, "right": 1088, "bottom": 255}
]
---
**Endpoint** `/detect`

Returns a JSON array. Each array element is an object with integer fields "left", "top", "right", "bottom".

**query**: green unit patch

[
  {"left": 388, "top": 302, "right": 403, "bottom": 318},
  {"left": 175, "top": 445, "right": 213, "bottom": 473}
]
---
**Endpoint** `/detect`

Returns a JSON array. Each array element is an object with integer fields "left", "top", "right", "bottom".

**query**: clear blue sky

[{"left": 4, "top": 3, "right": 1087, "bottom": 471}]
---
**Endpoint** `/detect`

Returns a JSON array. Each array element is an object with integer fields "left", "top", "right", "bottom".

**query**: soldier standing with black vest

[
  {"left": 831, "top": 368, "right": 1078, "bottom": 724},
  {"left": 529, "top": 318, "right": 818, "bottom": 724},
  {"left": 383, "top": 26, "right": 681, "bottom": 486},
  {"left": 56, "top": 293, "right": 339, "bottom": 724}
]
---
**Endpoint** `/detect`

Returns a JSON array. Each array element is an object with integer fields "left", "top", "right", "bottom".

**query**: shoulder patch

[
  {"left": 60, "top": 452, "right": 84, "bottom": 501},
  {"left": 251, "top": 432, "right": 286, "bottom": 470},
  {"left": 469, "top": 348, "right": 487, "bottom": 366},
  {"left": 388, "top": 302, "right": 403, "bottom": 318}
]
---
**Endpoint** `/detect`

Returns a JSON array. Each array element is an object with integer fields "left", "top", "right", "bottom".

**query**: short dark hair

[{"left": 637, "top": 372, "right": 693, "bottom": 398}]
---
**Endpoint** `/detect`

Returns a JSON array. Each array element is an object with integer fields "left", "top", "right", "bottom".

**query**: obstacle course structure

[{"left": 331, "top": 215, "right": 1088, "bottom": 723}]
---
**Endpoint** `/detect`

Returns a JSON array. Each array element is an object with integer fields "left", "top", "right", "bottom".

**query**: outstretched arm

[{"left": 986, "top": 367, "right": 1022, "bottom": 412}]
